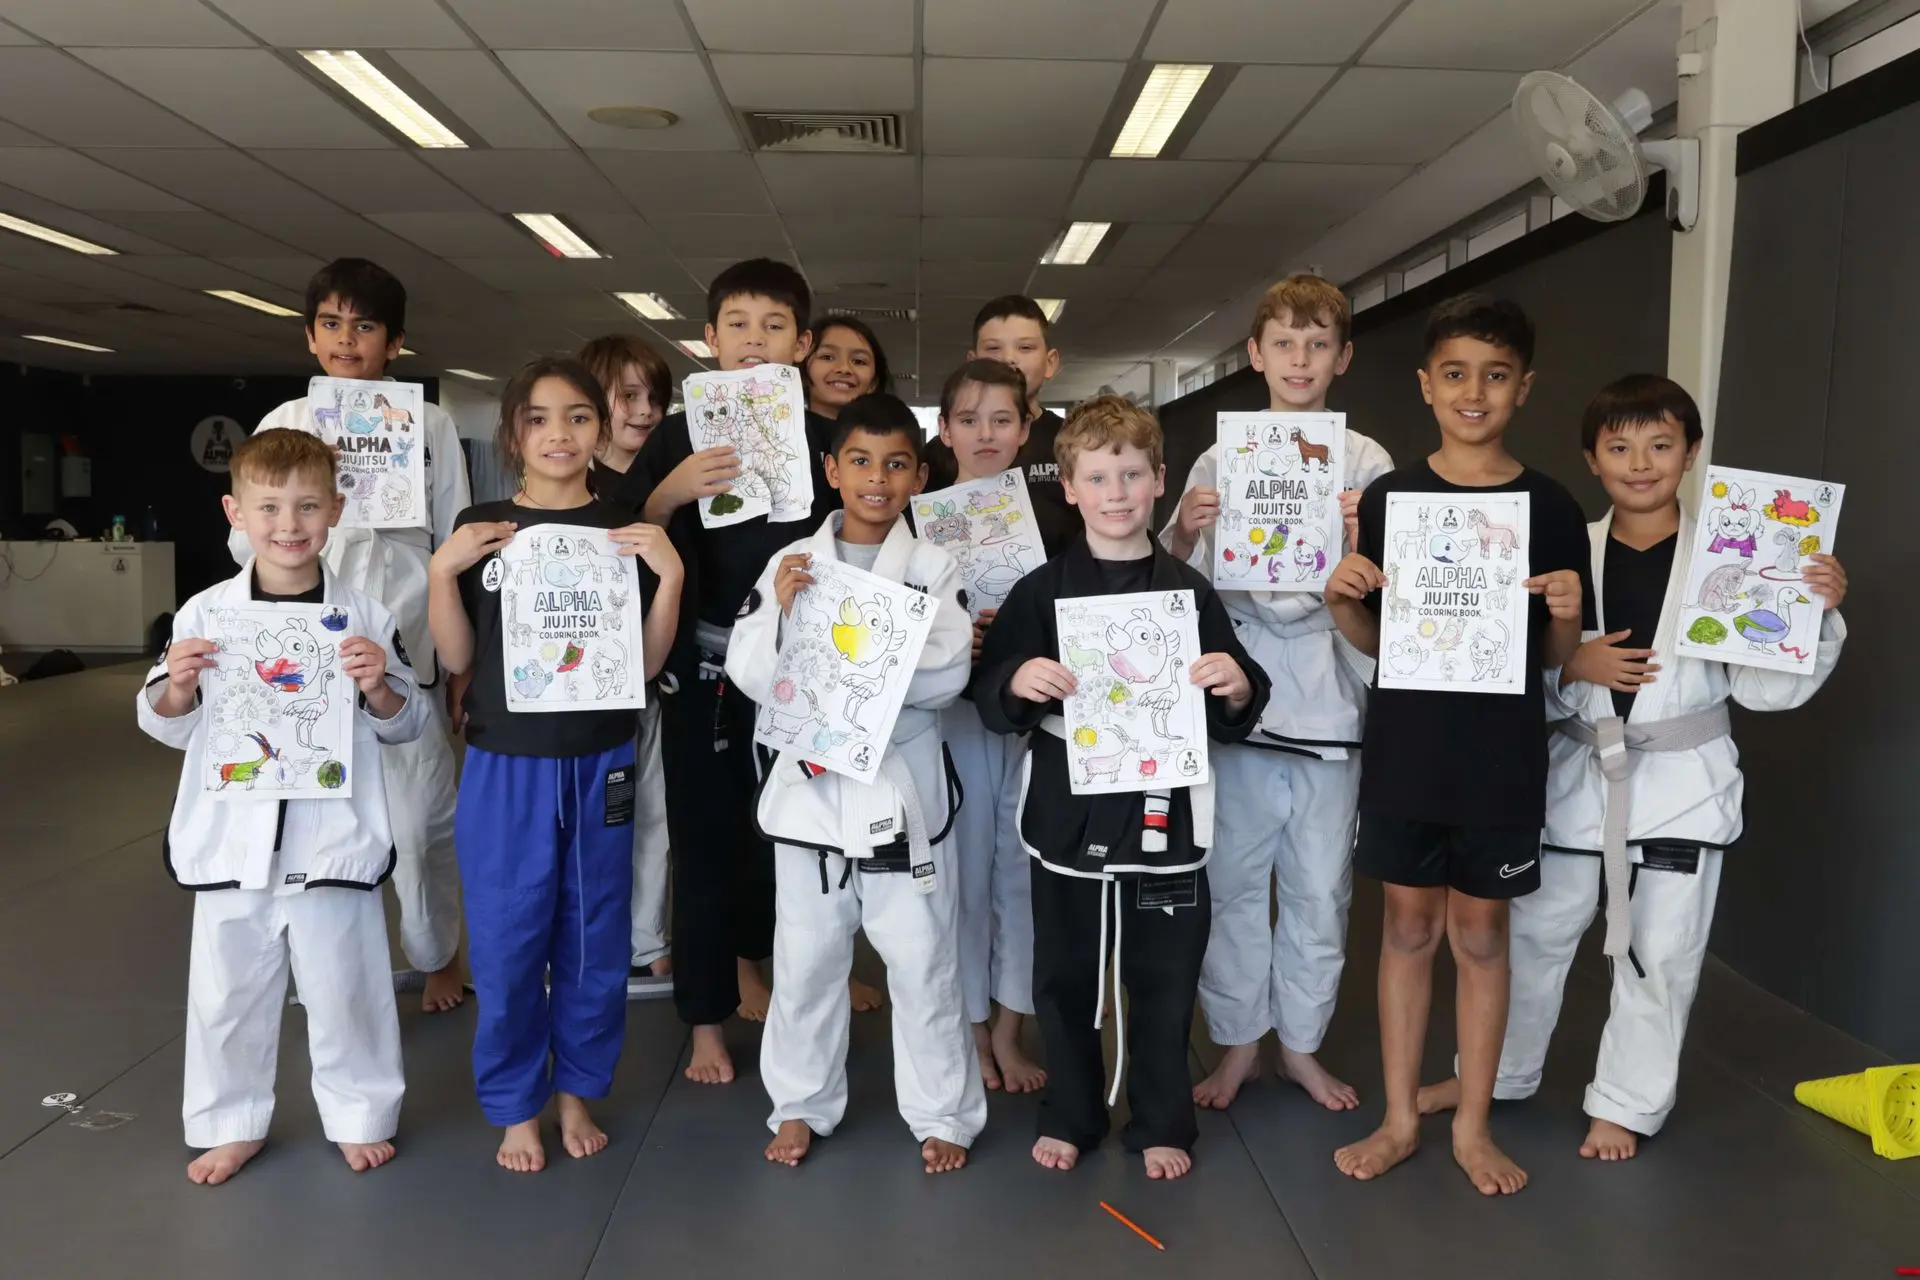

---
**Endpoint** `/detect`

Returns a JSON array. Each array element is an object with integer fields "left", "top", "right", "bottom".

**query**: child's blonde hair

[
  {"left": 230, "top": 428, "right": 338, "bottom": 494},
  {"left": 1055, "top": 394, "right": 1163, "bottom": 477},
  {"left": 1250, "top": 273, "right": 1352, "bottom": 346}
]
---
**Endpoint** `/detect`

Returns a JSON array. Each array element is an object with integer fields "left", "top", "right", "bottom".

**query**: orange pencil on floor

[{"left": 1099, "top": 1201, "right": 1165, "bottom": 1251}]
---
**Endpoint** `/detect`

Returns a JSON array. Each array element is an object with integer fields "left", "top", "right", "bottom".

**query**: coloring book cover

[
  {"left": 306, "top": 377, "right": 428, "bottom": 531},
  {"left": 489, "top": 525, "right": 647, "bottom": 713},
  {"left": 1213, "top": 412, "right": 1346, "bottom": 592},
  {"left": 1377, "top": 492, "right": 1531, "bottom": 695},
  {"left": 1056, "top": 590, "right": 1208, "bottom": 796},
  {"left": 1675, "top": 466, "right": 1844, "bottom": 674},
  {"left": 911, "top": 468, "right": 1046, "bottom": 618},
  {"left": 753, "top": 557, "right": 936, "bottom": 785},
  {"left": 683, "top": 365, "right": 814, "bottom": 529},
  {"left": 200, "top": 603, "right": 355, "bottom": 799}
]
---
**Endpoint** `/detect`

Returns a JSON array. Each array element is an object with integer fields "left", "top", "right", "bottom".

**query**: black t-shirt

[
  {"left": 924, "top": 409, "right": 1082, "bottom": 543},
  {"left": 1092, "top": 553, "right": 1152, "bottom": 596},
  {"left": 252, "top": 570, "right": 324, "bottom": 605},
  {"left": 1598, "top": 531, "right": 1675, "bottom": 719},
  {"left": 1356, "top": 460, "right": 1589, "bottom": 827},
  {"left": 454, "top": 497, "right": 656, "bottom": 759}
]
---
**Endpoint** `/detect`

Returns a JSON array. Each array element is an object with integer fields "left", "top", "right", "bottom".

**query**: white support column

[{"left": 1150, "top": 358, "right": 1180, "bottom": 408}]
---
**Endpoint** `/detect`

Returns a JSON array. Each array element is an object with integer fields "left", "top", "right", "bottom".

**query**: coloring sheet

[
  {"left": 683, "top": 365, "right": 814, "bottom": 529},
  {"left": 912, "top": 468, "right": 1047, "bottom": 618},
  {"left": 753, "top": 557, "right": 935, "bottom": 785},
  {"left": 1056, "top": 590, "right": 1208, "bottom": 796},
  {"left": 307, "top": 377, "right": 428, "bottom": 531},
  {"left": 489, "top": 525, "right": 647, "bottom": 713},
  {"left": 1214, "top": 412, "right": 1346, "bottom": 591},
  {"left": 1377, "top": 492, "right": 1531, "bottom": 695},
  {"left": 1675, "top": 466, "right": 1844, "bottom": 674},
  {"left": 200, "top": 603, "right": 355, "bottom": 799}
]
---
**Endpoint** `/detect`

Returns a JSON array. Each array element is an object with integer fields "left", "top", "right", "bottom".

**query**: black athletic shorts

[{"left": 1355, "top": 815, "right": 1542, "bottom": 899}]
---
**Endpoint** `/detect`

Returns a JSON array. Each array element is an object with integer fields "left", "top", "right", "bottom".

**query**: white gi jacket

[{"left": 137, "top": 563, "right": 429, "bottom": 892}]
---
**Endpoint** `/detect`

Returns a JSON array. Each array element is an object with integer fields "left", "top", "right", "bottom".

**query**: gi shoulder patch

[
  {"left": 739, "top": 588, "right": 762, "bottom": 619},
  {"left": 481, "top": 557, "right": 505, "bottom": 592},
  {"left": 392, "top": 630, "right": 413, "bottom": 668}
]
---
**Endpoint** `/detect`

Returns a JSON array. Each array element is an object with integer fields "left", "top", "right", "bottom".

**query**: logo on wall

[{"left": 190, "top": 416, "right": 245, "bottom": 473}]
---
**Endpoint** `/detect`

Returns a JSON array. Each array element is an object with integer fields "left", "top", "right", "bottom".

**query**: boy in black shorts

[{"left": 1323, "top": 295, "right": 1587, "bottom": 1197}]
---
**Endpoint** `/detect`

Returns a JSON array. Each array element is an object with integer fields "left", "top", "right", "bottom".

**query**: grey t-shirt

[{"left": 835, "top": 539, "right": 883, "bottom": 573}]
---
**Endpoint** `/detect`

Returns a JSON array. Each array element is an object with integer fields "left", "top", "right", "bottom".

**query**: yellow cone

[{"left": 1793, "top": 1065, "right": 1920, "bottom": 1161}]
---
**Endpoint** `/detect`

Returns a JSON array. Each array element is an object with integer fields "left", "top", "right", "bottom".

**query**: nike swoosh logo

[{"left": 1498, "top": 861, "right": 1536, "bottom": 879}]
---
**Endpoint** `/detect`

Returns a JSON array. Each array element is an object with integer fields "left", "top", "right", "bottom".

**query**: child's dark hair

[
  {"left": 1423, "top": 293, "right": 1535, "bottom": 369},
  {"left": 493, "top": 357, "right": 611, "bottom": 476},
  {"left": 577, "top": 334, "right": 674, "bottom": 414},
  {"left": 972, "top": 295, "right": 1050, "bottom": 339},
  {"left": 809, "top": 315, "right": 894, "bottom": 396},
  {"left": 940, "top": 358, "right": 1030, "bottom": 422},
  {"left": 1581, "top": 373, "right": 1703, "bottom": 452},
  {"left": 830, "top": 393, "right": 922, "bottom": 464},
  {"left": 707, "top": 257, "right": 811, "bottom": 333},
  {"left": 303, "top": 257, "right": 406, "bottom": 336}
]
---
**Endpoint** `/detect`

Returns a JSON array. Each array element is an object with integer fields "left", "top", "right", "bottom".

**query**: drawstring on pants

[
  {"left": 554, "top": 757, "right": 587, "bottom": 981},
  {"left": 1091, "top": 877, "right": 1126, "bottom": 1107}
]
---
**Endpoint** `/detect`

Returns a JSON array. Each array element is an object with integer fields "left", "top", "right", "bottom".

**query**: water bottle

[{"left": 110, "top": 514, "right": 128, "bottom": 542}]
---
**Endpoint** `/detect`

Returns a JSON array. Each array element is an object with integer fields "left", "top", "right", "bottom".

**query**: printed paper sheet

[
  {"left": 1377, "top": 492, "right": 1531, "bottom": 695},
  {"left": 683, "top": 365, "right": 813, "bottom": 528},
  {"left": 201, "top": 602, "right": 355, "bottom": 798},
  {"left": 1056, "top": 590, "right": 1208, "bottom": 795},
  {"left": 1213, "top": 412, "right": 1346, "bottom": 592},
  {"left": 307, "top": 377, "right": 427, "bottom": 530},
  {"left": 911, "top": 468, "right": 1046, "bottom": 618},
  {"left": 488, "top": 525, "right": 647, "bottom": 712}
]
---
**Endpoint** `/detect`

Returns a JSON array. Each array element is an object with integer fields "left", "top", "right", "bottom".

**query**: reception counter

[{"left": 0, "top": 541, "right": 176, "bottom": 654}]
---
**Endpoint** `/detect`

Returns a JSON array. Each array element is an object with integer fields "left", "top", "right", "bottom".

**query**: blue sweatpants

[{"left": 456, "top": 744, "right": 636, "bottom": 1127}]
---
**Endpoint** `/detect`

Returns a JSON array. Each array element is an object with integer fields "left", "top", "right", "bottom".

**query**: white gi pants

[
  {"left": 630, "top": 698, "right": 671, "bottom": 968},
  {"left": 762, "top": 843, "right": 987, "bottom": 1147},
  {"left": 382, "top": 694, "right": 462, "bottom": 973},
  {"left": 183, "top": 887, "right": 404, "bottom": 1147},
  {"left": 1496, "top": 848, "right": 1724, "bottom": 1136},
  {"left": 941, "top": 701, "right": 1034, "bottom": 1023},
  {"left": 1197, "top": 743, "right": 1359, "bottom": 1052}
]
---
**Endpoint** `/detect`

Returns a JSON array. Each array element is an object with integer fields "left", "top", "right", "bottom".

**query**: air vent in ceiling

[
  {"left": 742, "top": 111, "right": 905, "bottom": 153},
  {"left": 826, "top": 306, "right": 916, "bottom": 322}
]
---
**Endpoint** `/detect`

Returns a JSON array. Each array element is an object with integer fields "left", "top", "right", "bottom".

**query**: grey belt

[{"left": 1556, "top": 704, "right": 1731, "bottom": 959}]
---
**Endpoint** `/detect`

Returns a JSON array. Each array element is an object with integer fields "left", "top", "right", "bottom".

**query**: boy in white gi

[
  {"left": 728, "top": 394, "right": 987, "bottom": 1173},
  {"left": 143, "top": 428, "right": 426, "bottom": 1184},
  {"left": 1420, "top": 374, "right": 1847, "bottom": 1160},
  {"left": 1163, "top": 276, "right": 1392, "bottom": 1111}
]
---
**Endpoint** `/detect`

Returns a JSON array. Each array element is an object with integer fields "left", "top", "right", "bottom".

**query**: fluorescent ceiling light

[
  {"left": 445, "top": 368, "right": 495, "bottom": 382},
  {"left": 0, "top": 212, "right": 116, "bottom": 255},
  {"left": 1111, "top": 64, "right": 1212, "bottom": 158},
  {"left": 1036, "top": 298, "right": 1067, "bottom": 322},
  {"left": 301, "top": 50, "right": 466, "bottom": 148},
  {"left": 514, "top": 213, "right": 602, "bottom": 260},
  {"left": 23, "top": 334, "right": 113, "bottom": 353},
  {"left": 398, "top": 346, "right": 418, "bottom": 356},
  {"left": 206, "top": 289, "right": 300, "bottom": 317},
  {"left": 1040, "top": 222, "right": 1110, "bottom": 266},
  {"left": 615, "top": 291, "right": 682, "bottom": 321},
  {"left": 678, "top": 340, "right": 714, "bottom": 359}
]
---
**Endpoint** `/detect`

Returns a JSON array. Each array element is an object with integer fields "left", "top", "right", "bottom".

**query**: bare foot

[
  {"left": 849, "top": 976, "right": 885, "bottom": 1012},
  {"left": 1416, "top": 1075, "right": 1461, "bottom": 1116},
  {"left": 686, "top": 1023, "right": 735, "bottom": 1085},
  {"left": 422, "top": 962, "right": 466, "bottom": 1013},
  {"left": 1334, "top": 1122, "right": 1419, "bottom": 1181},
  {"left": 1144, "top": 1146, "right": 1192, "bottom": 1180},
  {"left": 923, "top": 1137, "right": 968, "bottom": 1173},
  {"left": 1278, "top": 1045, "right": 1360, "bottom": 1111},
  {"left": 1193, "top": 1040, "right": 1261, "bottom": 1109},
  {"left": 497, "top": 1119, "right": 545, "bottom": 1174},
  {"left": 1031, "top": 1136, "right": 1079, "bottom": 1171},
  {"left": 973, "top": 1022, "right": 1003, "bottom": 1090},
  {"left": 338, "top": 1140, "right": 394, "bottom": 1172},
  {"left": 187, "top": 1139, "right": 264, "bottom": 1185},
  {"left": 766, "top": 1120, "right": 813, "bottom": 1167},
  {"left": 651, "top": 955, "right": 673, "bottom": 976},
  {"left": 991, "top": 1014, "right": 1047, "bottom": 1094},
  {"left": 1454, "top": 1127, "right": 1528, "bottom": 1196},
  {"left": 737, "top": 958, "right": 771, "bottom": 1022},
  {"left": 1580, "top": 1117, "right": 1640, "bottom": 1161},
  {"left": 557, "top": 1093, "right": 608, "bottom": 1158}
]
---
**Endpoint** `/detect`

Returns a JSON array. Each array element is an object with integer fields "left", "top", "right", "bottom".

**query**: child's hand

[
  {"left": 1009, "top": 657, "right": 1076, "bottom": 703},
  {"left": 1189, "top": 651, "right": 1252, "bottom": 709},
  {"left": 1801, "top": 553, "right": 1846, "bottom": 609},
  {"left": 339, "top": 636, "right": 389, "bottom": 695},
  {"left": 432, "top": 521, "right": 515, "bottom": 577},
  {"left": 659, "top": 446, "right": 742, "bottom": 513},
  {"left": 1324, "top": 552, "right": 1385, "bottom": 603},
  {"left": 1339, "top": 489, "right": 1362, "bottom": 551},
  {"left": 971, "top": 607, "right": 997, "bottom": 662},
  {"left": 165, "top": 638, "right": 219, "bottom": 693},
  {"left": 774, "top": 554, "right": 815, "bottom": 616},
  {"left": 612, "top": 522, "right": 682, "bottom": 583},
  {"left": 1564, "top": 629, "right": 1658, "bottom": 693},
  {"left": 1177, "top": 486, "right": 1220, "bottom": 538},
  {"left": 1525, "top": 568, "right": 1583, "bottom": 622}
]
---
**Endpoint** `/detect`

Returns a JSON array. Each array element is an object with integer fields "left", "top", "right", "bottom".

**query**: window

[
  {"left": 1832, "top": 12, "right": 1920, "bottom": 87},
  {"left": 1402, "top": 251, "right": 1448, "bottom": 290},
  {"left": 1351, "top": 278, "right": 1387, "bottom": 313},
  {"left": 1467, "top": 210, "right": 1528, "bottom": 259}
]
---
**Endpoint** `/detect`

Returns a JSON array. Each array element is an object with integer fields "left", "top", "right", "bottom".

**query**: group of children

[{"left": 138, "top": 252, "right": 1846, "bottom": 1197}]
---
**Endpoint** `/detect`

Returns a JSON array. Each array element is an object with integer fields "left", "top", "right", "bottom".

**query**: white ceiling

[{"left": 0, "top": 0, "right": 1673, "bottom": 398}]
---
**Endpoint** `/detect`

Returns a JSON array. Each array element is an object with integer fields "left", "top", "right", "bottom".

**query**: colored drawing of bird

[
  {"left": 216, "top": 732, "right": 280, "bottom": 790},
  {"left": 556, "top": 640, "right": 585, "bottom": 673},
  {"left": 513, "top": 662, "right": 553, "bottom": 699},
  {"left": 285, "top": 669, "right": 335, "bottom": 750},
  {"left": 1104, "top": 608, "right": 1173, "bottom": 684},
  {"left": 1733, "top": 586, "right": 1808, "bottom": 651},
  {"left": 1387, "top": 637, "right": 1425, "bottom": 677},
  {"left": 254, "top": 618, "right": 325, "bottom": 692},
  {"left": 831, "top": 595, "right": 904, "bottom": 667},
  {"left": 543, "top": 559, "right": 586, "bottom": 587}
]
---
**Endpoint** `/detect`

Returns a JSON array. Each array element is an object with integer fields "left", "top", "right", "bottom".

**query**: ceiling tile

[
  {"left": 1270, "top": 68, "right": 1515, "bottom": 163},
  {"left": 924, "top": 0, "right": 1160, "bottom": 59},
  {"left": 756, "top": 155, "right": 918, "bottom": 216},
  {"left": 441, "top": 0, "right": 693, "bottom": 49},
  {"left": 0, "top": 120, "right": 43, "bottom": 145},
  {"left": 683, "top": 0, "right": 912, "bottom": 54},
  {"left": 921, "top": 157, "right": 1080, "bottom": 218},
  {"left": 81, "top": 148, "right": 328, "bottom": 213},
  {"left": 919, "top": 217, "right": 1055, "bottom": 263},
  {"left": 111, "top": 254, "right": 284, "bottom": 290},
  {"left": 447, "top": 257, "right": 638, "bottom": 293},
  {"left": 1069, "top": 159, "right": 1247, "bottom": 221},
  {"left": 368, "top": 212, "right": 546, "bottom": 257},
  {"left": 0, "top": 20, "right": 36, "bottom": 44},
  {"left": 1028, "top": 263, "right": 1149, "bottom": 299},
  {"left": 424, "top": 150, "right": 631, "bottom": 213},
  {"left": 0, "top": 49, "right": 223, "bottom": 148},
  {"left": 589, "top": 151, "right": 771, "bottom": 215},
  {"left": 1363, "top": 0, "right": 1644, "bottom": 71},
  {"left": 214, "top": 256, "right": 327, "bottom": 289},
  {"left": 497, "top": 51, "right": 736, "bottom": 150},
  {"left": 390, "top": 50, "right": 568, "bottom": 149},
  {"left": 0, "top": 147, "right": 196, "bottom": 210},
  {"left": 1181, "top": 65, "right": 1338, "bottom": 160},
  {"left": 240, "top": 211, "right": 444, "bottom": 260},
  {"left": 923, "top": 58, "right": 1126, "bottom": 158},
  {"left": 786, "top": 215, "right": 916, "bottom": 257},
  {"left": 0, "top": 181, "right": 187, "bottom": 253},
  {"left": 0, "top": 0, "right": 254, "bottom": 46},
  {"left": 1103, "top": 222, "right": 1191, "bottom": 268},
  {"left": 1134, "top": 263, "right": 1257, "bottom": 300},
  {"left": 710, "top": 53, "right": 915, "bottom": 112},
  {"left": 1208, "top": 160, "right": 1409, "bottom": 228},
  {"left": 204, "top": 0, "right": 473, "bottom": 48},
  {"left": 565, "top": 212, "right": 677, "bottom": 263},
  {"left": 1161, "top": 224, "right": 1292, "bottom": 270},
  {"left": 919, "top": 261, "right": 1030, "bottom": 296},
  {"left": 1145, "top": 0, "right": 1403, "bottom": 63},
  {"left": 256, "top": 151, "right": 481, "bottom": 213},
  {"left": 647, "top": 214, "right": 792, "bottom": 259},
  {"left": 101, "top": 210, "right": 305, "bottom": 257},
  {"left": 806, "top": 260, "right": 914, "bottom": 291},
  {"left": 74, "top": 49, "right": 394, "bottom": 148}
]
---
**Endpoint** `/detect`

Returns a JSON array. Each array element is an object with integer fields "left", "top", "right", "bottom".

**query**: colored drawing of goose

[{"left": 1733, "top": 585, "right": 1808, "bottom": 651}]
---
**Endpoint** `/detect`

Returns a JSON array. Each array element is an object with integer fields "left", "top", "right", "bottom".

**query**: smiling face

[
  {"left": 1584, "top": 411, "right": 1698, "bottom": 515},
  {"left": 806, "top": 323, "right": 878, "bottom": 415},
  {"left": 939, "top": 379, "right": 1030, "bottom": 481},
  {"left": 222, "top": 464, "right": 341, "bottom": 575},
  {"left": 825, "top": 426, "right": 925, "bottom": 543},
  {"left": 514, "top": 375, "right": 603, "bottom": 487},
  {"left": 604, "top": 361, "right": 662, "bottom": 456},
  {"left": 1061, "top": 442, "right": 1164, "bottom": 547},
  {"left": 1248, "top": 313, "right": 1352, "bottom": 412},
  {"left": 708, "top": 291, "right": 809, "bottom": 370},
  {"left": 1417, "top": 335, "right": 1535, "bottom": 447},
  {"left": 971, "top": 315, "right": 1058, "bottom": 412},
  {"left": 306, "top": 294, "right": 401, "bottom": 381}
]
